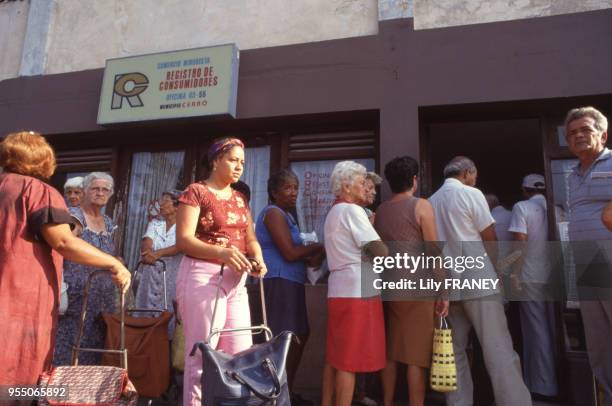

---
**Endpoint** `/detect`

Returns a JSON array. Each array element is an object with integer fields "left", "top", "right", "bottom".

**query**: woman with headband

[{"left": 175, "top": 137, "right": 267, "bottom": 405}]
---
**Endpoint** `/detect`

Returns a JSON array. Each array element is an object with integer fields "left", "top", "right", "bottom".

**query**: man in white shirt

[
  {"left": 429, "top": 156, "right": 531, "bottom": 406},
  {"left": 485, "top": 194, "right": 513, "bottom": 242},
  {"left": 508, "top": 174, "right": 557, "bottom": 400},
  {"left": 486, "top": 194, "right": 514, "bottom": 277}
]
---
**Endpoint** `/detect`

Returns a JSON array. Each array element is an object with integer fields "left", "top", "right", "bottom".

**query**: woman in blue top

[{"left": 256, "top": 169, "right": 324, "bottom": 405}]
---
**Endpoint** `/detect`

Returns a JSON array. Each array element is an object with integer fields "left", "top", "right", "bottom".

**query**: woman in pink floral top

[{"left": 175, "top": 137, "right": 267, "bottom": 405}]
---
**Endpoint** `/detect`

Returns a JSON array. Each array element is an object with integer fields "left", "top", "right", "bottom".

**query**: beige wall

[
  {"left": 414, "top": 0, "right": 612, "bottom": 30},
  {"left": 0, "top": 1, "right": 29, "bottom": 81},
  {"left": 44, "top": 0, "right": 378, "bottom": 75},
  {"left": 3, "top": 0, "right": 612, "bottom": 80}
]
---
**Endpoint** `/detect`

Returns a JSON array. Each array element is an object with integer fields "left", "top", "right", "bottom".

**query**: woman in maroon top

[
  {"left": 0, "top": 131, "right": 131, "bottom": 388},
  {"left": 175, "top": 137, "right": 267, "bottom": 405}
]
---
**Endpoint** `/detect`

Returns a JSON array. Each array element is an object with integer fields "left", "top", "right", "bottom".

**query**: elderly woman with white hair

[
  {"left": 54, "top": 172, "right": 120, "bottom": 365},
  {"left": 63, "top": 176, "right": 84, "bottom": 207},
  {"left": 321, "top": 161, "right": 388, "bottom": 406}
]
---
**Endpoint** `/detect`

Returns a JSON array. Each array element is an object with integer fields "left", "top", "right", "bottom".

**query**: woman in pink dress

[{"left": 0, "top": 131, "right": 130, "bottom": 387}]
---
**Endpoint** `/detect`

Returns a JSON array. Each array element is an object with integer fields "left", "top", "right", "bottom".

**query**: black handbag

[{"left": 190, "top": 263, "right": 294, "bottom": 406}]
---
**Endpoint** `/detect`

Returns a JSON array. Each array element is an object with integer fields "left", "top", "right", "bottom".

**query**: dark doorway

[{"left": 426, "top": 118, "right": 544, "bottom": 208}]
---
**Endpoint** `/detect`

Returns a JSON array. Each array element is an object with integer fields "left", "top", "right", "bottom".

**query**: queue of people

[{"left": 0, "top": 105, "right": 610, "bottom": 406}]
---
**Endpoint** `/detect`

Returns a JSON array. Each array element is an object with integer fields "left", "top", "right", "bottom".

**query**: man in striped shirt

[{"left": 566, "top": 106, "right": 612, "bottom": 404}]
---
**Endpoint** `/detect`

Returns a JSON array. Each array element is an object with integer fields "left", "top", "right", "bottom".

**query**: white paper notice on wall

[{"left": 291, "top": 159, "right": 375, "bottom": 239}]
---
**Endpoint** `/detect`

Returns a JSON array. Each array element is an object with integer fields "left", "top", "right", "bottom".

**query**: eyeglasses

[{"left": 89, "top": 187, "right": 112, "bottom": 194}]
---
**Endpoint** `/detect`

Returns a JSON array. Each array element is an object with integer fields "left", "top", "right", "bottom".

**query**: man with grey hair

[
  {"left": 442, "top": 156, "right": 478, "bottom": 186},
  {"left": 429, "top": 156, "right": 531, "bottom": 406},
  {"left": 565, "top": 106, "right": 612, "bottom": 403}
]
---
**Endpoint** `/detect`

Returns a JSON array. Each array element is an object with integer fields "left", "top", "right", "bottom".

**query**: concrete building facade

[{"left": 1, "top": 1, "right": 612, "bottom": 403}]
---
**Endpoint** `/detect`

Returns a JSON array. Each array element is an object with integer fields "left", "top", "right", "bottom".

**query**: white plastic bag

[
  {"left": 306, "top": 260, "right": 329, "bottom": 286},
  {"left": 300, "top": 231, "right": 328, "bottom": 285},
  {"left": 299, "top": 231, "right": 318, "bottom": 245},
  {"left": 59, "top": 273, "right": 69, "bottom": 315}
]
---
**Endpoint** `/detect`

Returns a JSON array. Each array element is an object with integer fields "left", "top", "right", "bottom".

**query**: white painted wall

[
  {"left": 44, "top": 0, "right": 379, "bottom": 75},
  {"left": 414, "top": 0, "right": 612, "bottom": 30},
  {"left": 0, "top": 1, "right": 29, "bottom": 81},
  {"left": 2, "top": 0, "right": 611, "bottom": 80}
]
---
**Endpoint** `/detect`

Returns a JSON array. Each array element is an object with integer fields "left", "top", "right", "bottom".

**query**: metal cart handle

[
  {"left": 206, "top": 262, "right": 272, "bottom": 344},
  {"left": 131, "top": 259, "right": 168, "bottom": 311},
  {"left": 72, "top": 270, "right": 128, "bottom": 369}
]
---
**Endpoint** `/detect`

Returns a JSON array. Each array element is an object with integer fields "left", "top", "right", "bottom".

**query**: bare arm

[
  {"left": 40, "top": 223, "right": 130, "bottom": 292},
  {"left": 141, "top": 237, "right": 153, "bottom": 255},
  {"left": 263, "top": 208, "right": 324, "bottom": 262},
  {"left": 416, "top": 199, "right": 445, "bottom": 268},
  {"left": 510, "top": 231, "right": 528, "bottom": 284},
  {"left": 245, "top": 211, "right": 267, "bottom": 277},
  {"left": 363, "top": 240, "right": 388, "bottom": 259},
  {"left": 141, "top": 244, "right": 180, "bottom": 264},
  {"left": 140, "top": 237, "right": 155, "bottom": 264},
  {"left": 416, "top": 199, "right": 437, "bottom": 242},
  {"left": 416, "top": 198, "right": 449, "bottom": 317},
  {"left": 480, "top": 223, "right": 497, "bottom": 242},
  {"left": 480, "top": 223, "right": 499, "bottom": 267},
  {"left": 603, "top": 201, "right": 612, "bottom": 231},
  {"left": 175, "top": 203, "right": 252, "bottom": 272},
  {"left": 154, "top": 245, "right": 180, "bottom": 257}
]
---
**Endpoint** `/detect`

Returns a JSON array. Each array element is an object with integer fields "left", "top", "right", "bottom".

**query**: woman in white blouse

[
  {"left": 322, "top": 161, "right": 388, "bottom": 406},
  {"left": 135, "top": 191, "right": 182, "bottom": 336}
]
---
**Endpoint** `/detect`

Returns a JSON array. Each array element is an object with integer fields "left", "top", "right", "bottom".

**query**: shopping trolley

[
  {"left": 39, "top": 270, "right": 138, "bottom": 405},
  {"left": 102, "top": 260, "right": 174, "bottom": 400},
  {"left": 191, "top": 261, "right": 295, "bottom": 406}
]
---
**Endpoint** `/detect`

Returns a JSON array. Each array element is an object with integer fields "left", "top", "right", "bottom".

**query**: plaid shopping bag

[{"left": 39, "top": 365, "right": 138, "bottom": 405}]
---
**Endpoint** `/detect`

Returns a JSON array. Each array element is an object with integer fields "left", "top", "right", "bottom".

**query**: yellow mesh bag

[{"left": 430, "top": 317, "right": 457, "bottom": 392}]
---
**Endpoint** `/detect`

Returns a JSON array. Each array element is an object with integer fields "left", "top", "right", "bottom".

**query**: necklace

[{"left": 204, "top": 181, "right": 232, "bottom": 200}]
